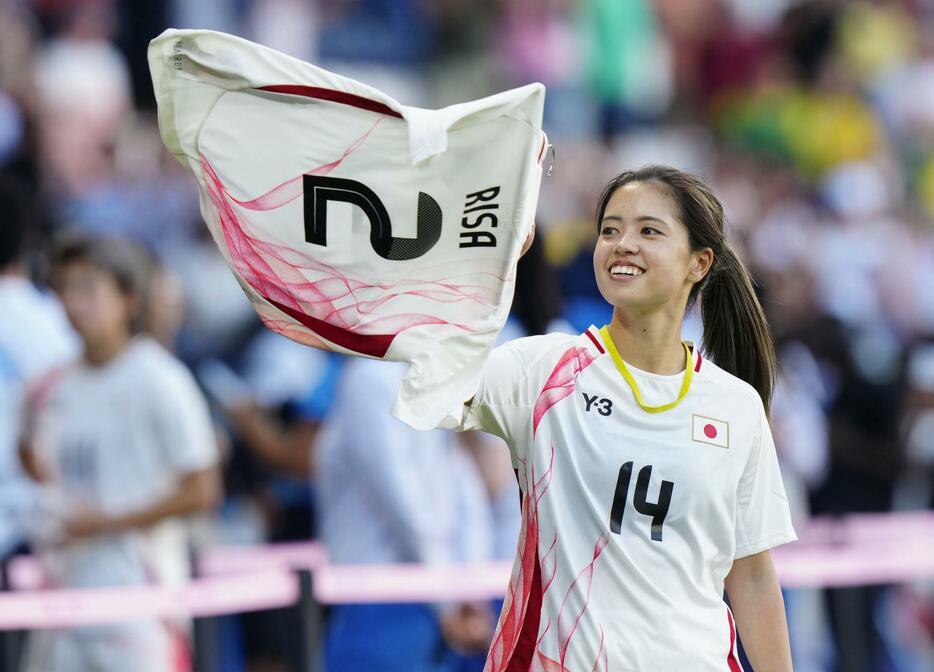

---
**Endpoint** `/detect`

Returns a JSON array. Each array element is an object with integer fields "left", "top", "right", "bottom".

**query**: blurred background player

[
  {"left": 217, "top": 355, "right": 496, "bottom": 672},
  {"left": 316, "top": 358, "right": 493, "bottom": 672},
  {"left": 18, "top": 232, "right": 221, "bottom": 672},
  {"left": 0, "top": 176, "right": 77, "bottom": 648}
]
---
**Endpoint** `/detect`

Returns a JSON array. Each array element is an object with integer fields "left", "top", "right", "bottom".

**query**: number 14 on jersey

[{"left": 610, "top": 462, "right": 674, "bottom": 542}]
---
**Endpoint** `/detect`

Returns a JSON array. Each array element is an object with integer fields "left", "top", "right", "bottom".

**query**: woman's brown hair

[{"left": 595, "top": 165, "right": 777, "bottom": 413}]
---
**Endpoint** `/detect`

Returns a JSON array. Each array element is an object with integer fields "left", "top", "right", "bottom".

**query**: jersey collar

[
  {"left": 585, "top": 325, "right": 702, "bottom": 372},
  {"left": 594, "top": 325, "right": 696, "bottom": 414}
]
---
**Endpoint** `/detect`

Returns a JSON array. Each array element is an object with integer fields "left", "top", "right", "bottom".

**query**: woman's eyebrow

[
  {"left": 636, "top": 215, "right": 669, "bottom": 227},
  {"left": 602, "top": 214, "right": 670, "bottom": 227}
]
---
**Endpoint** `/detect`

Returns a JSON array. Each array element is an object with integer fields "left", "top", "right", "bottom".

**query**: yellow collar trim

[{"left": 598, "top": 325, "right": 694, "bottom": 414}]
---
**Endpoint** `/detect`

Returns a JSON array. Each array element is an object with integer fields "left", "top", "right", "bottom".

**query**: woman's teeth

[{"left": 611, "top": 265, "right": 644, "bottom": 277}]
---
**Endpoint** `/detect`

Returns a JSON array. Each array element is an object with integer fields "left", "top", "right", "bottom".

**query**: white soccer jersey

[
  {"left": 0, "top": 277, "right": 77, "bottom": 554},
  {"left": 27, "top": 337, "right": 217, "bottom": 589},
  {"left": 458, "top": 326, "right": 797, "bottom": 672},
  {"left": 149, "top": 29, "right": 546, "bottom": 431},
  {"left": 22, "top": 338, "right": 216, "bottom": 672}
]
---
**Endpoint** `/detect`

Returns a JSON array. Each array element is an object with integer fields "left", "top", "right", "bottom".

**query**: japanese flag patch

[{"left": 692, "top": 414, "right": 729, "bottom": 448}]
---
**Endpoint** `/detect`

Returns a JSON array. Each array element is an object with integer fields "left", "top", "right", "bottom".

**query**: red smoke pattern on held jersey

[{"left": 197, "top": 129, "right": 508, "bottom": 356}]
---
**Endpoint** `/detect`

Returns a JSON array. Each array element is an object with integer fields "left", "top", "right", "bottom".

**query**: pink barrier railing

[
  {"left": 0, "top": 570, "right": 299, "bottom": 630},
  {"left": 0, "top": 512, "right": 931, "bottom": 630},
  {"left": 315, "top": 559, "right": 513, "bottom": 605},
  {"left": 199, "top": 539, "right": 330, "bottom": 575}
]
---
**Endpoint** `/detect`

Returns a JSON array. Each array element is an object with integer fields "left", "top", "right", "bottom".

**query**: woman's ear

[{"left": 689, "top": 247, "right": 714, "bottom": 283}]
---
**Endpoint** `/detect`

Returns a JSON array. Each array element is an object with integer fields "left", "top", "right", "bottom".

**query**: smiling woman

[
  {"left": 593, "top": 165, "right": 776, "bottom": 412},
  {"left": 445, "top": 164, "right": 796, "bottom": 671}
]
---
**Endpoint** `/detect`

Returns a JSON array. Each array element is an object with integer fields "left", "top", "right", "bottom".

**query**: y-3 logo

[{"left": 582, "top": 392, "right": 613, "bottom": 416}]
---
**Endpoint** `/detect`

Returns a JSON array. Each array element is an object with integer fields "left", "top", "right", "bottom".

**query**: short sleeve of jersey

[
  {"left": 734, "top": 400, "right": 798, "bottom": 559},
  {"left": 149, "top": 357, "right": 219, "bottom": 474},
  {"left": 459, "top": 334, "right": 571, "bottom": 468}
]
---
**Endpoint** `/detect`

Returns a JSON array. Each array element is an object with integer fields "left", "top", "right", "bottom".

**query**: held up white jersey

[
  {"left": 149, "top": 29, "right": 546, "bottom": 431},
  {"left": 458, "top": 326, "right": 797, "bottom": 672}
]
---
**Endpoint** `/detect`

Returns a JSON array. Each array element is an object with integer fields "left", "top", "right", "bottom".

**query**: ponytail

[{"left": 699, "top": 244, "right": 776, "bottom": 414}]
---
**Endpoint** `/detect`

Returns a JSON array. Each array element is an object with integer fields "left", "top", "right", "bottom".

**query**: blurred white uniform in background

[
  {"left": 22, "top": 337, "right": 217, "bottom": 672},
  {"left": 318, "top": 358, "right": 491, "bottom": 567},
  {"left": 0, "top": 276, "right": 76, "bottom": 558},
  {"left": 316, "top": 358, "right": 492, "bottom": 672}
]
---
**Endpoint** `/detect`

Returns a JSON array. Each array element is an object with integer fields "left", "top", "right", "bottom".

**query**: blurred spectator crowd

[{"left": 1, "top": 0, "right": 934, "bottom": 671}]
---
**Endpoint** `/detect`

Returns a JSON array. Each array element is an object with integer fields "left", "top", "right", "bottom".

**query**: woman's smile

[{"left": 608, "top": 263, "right": 645, "bottom": 281}]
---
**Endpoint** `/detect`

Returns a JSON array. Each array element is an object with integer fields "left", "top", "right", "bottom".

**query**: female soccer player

[
  {"left": 455, "top": 165, "right": 796, "bottom": 671},
  {"left": 19, "top": 233, "right": 220, "bottom": 672}
]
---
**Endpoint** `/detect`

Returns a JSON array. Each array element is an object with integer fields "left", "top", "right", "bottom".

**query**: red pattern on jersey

[
  {"left": 256, "top": 84, "right": 404, "bottom": 119},
  {"left": 532, "top": 653, "right": 567, "bottom": 671},
  {"left": 486, "top": 446, "right": 555, "bottom": 672},
  {"left": 531, "top": 533, "right": 610, "bottom": 672},
  {"left": 532, "top": 347, "right": 597, "bottom": 435},
  {"left": 199, "top": 139, "right": 501, "bottom": 356},
  {"left": 591, "top": 628, "right": 608, "bottom": 672},
  {"left": 540, "top": 532, "right": 558, "bottom": 595},
  {"left": 487, "top": 345, "right": 600, "bottom": 672},
  {"left": 553, "top": 533, "right": 610, "bottom": 670},
  {"left": 726, "top": 608, "right": 742, "bottom": 671},
  {"left": 530, "top": 628, "right": 606, "bottom": 672},
  {"left": 509, "top": 548, "right": 543, "bottom": 672},
  {"left": 170, "top": 624, "right": 193, "bottom": 672},
  {"left": 583, "top": 329, "right": 604, "bottom": 354}
]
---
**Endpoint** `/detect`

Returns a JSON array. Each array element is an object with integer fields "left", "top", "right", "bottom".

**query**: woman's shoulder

[
  {"left": 123, "top": 338, "right": 198, "bottom": 388},
  {"left": 695, "top": 355, "right": 765, "bottom": 414},
  {"left": 495, "top": 330, "right": 585, "bottom": 360},
  {"left": 472, "top": 331, "right": 592, "bottom": 410},
  {"left": 489, "top": 330, "right": 598, "bottom": 385}
]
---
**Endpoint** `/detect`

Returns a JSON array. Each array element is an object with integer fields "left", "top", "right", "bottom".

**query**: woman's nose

[{"left": 614, "top": 229, "right": 639, "bottom": 254}]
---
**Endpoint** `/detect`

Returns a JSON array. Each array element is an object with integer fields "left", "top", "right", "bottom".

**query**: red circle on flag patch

[{"left": 704, "top": 424, "right": 718, "bottom": 439}]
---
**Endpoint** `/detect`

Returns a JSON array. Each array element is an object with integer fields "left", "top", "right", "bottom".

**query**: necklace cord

[{"left": 598, "top": 326, "right": 694, "bottom": 414}]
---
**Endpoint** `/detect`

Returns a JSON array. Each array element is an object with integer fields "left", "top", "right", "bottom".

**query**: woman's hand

[
  {"left": 18, "top": 438, "right": 50, "bottom": 483},
  {"left": 440, "top": 602, "right": 493, "bottom": 654},
  {"left": 62, "top": 511, "right": 115, "bottom": 542}
]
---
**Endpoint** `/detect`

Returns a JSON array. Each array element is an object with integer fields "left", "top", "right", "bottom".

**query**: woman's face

[
  {"left": 55, "top": 261, "right": 134, "bottom": 347},
  {"left": 593, "top": 181, "right": 711, "bottom": 316}
]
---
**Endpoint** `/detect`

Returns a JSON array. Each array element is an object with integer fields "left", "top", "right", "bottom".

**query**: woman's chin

[{"left": 599, "top": 284, "right": 644, "bottom": 307}]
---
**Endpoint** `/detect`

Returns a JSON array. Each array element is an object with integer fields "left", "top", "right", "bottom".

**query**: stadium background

[{"left": 1, "top": 0, "right": 933, "bottom": 671}]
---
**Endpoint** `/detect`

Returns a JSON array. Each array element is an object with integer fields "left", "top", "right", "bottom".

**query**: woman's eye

[
  {"left": 601, "top": 226, "right": 617, "bottom": 235},
  {"left": 642, "top": 227, "right": 660, "bottom": 236}
]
